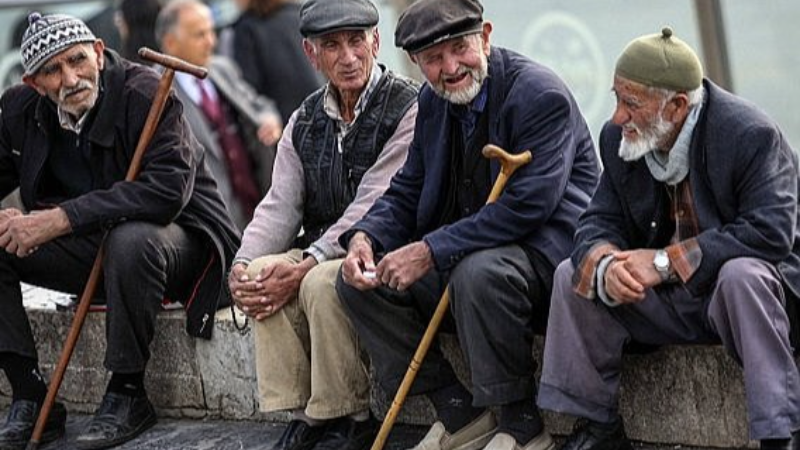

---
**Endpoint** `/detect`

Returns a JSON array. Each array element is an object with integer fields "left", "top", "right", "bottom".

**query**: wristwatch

[{"left": 653, "top": 249, "right": 671, "bottom": 281}]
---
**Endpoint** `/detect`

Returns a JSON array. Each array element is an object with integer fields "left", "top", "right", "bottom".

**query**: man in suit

[
  {"left": 336, "top": 0, "right": 599, "bottom": 449},
  {"left": 537, "top": 28, "right": 800, "bottom": 450},
  {"left": 156, "top": 0, "right": 282, "bottom": 230}
]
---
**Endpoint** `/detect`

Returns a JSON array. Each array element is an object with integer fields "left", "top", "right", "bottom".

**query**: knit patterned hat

[
  {"left": 615, "top": 27, "right": 703, "bottom": 92},
  {"left": 20, "top": 12, "right": 97, "bottom": 76}
]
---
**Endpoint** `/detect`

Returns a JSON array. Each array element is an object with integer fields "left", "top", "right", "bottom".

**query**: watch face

[{"left": 654, "top": 251, "right": 669, "bottom": 270}]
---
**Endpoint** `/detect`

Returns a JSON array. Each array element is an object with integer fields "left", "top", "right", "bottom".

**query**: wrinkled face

[
  {"left": 412, "top": 23, "right": 492, "bottom": 105},
  {"left": 304, "top": 29, "right": 379, "bottom": 97},
  {"left": 163, "top": 4, "right": 217, "bottom": 67},
  {"left": 24, "top": 41, "right": 105, "bottom": 118},
  {"left": 611, "top": 76, "right": 676, "bottom": 161}
]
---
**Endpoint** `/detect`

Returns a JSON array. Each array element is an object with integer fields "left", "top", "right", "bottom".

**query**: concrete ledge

[{"left": 0, "top": 307, "right": 760, "bottom": 448}]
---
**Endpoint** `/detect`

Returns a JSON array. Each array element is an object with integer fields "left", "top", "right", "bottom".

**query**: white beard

[
  {"left": 618, "top": 114, "right": 674, "bottom": 161},
  {"left": 431, "top": 55, "right": 489, "bottom": 105}
]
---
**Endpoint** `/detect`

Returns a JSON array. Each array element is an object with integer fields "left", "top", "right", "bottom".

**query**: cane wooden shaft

[
  {"left": 28, "top": 55, "right": 195, "bottom": 450},
  {"left": 138, "top": 47, "right": 207, "bottom": 79},
  {"left": 370, "top": 145, "right": 532, "bottom": 450},
  {"left": 126, "top": 69, "right": 174, "bottom": 181}
]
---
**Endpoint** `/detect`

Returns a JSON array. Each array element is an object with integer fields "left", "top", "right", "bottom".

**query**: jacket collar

[{"left": 86, "top": 50, "right": 126, "bottom": 148}]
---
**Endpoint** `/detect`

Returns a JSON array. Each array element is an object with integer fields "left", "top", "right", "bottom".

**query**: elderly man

[
  {"left": 0, "top": 12, "right": 238, "bottom": 450},
  {"left": 336, "top": 0, "right": 598, "bottom": 449},
  {"left": 156, "top": 0, "right": 283, "bottom": 230},
  {"left": 227, "top": 0, "right": 418, "bottom": 449},
  {"left": 537, "top": 27, "right": 800, "bottom": 450}
]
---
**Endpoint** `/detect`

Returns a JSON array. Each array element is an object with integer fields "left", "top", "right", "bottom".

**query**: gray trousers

[
  {"left": 0, "top": 221, "right": 208, "bottom": 374},
  {"left": 537, "top": 257, "right": 800, "bottom": 440},
  {"left": 336, "top": 244, "right": 552, "bottom": 407}
]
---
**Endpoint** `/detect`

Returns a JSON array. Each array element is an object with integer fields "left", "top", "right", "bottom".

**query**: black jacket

[{"left": 0, "top": 50, "right": 240, "bottom": 338}]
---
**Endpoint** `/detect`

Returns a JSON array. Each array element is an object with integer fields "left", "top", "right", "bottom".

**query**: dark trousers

[
  {"left": 336, "top": 244, "right": 553, "bottom": 407},
  {"left": 0, "top": 221, "right": 207, "bottom": 374}
]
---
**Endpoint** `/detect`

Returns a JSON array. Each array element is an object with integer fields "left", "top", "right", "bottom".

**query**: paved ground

[
  {"left": 18, "top": 413, "right": 738, "bottom": 450},
  {"left": 28, "top": 414, "right": 429, "bottom": 450}
]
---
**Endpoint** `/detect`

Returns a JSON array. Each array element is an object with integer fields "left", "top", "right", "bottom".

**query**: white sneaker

[
  {"left": 483, "top": 431, "right": 555, "bottom": 450},
  {"left": 408, "top": 411, "right": 497, "bottom": 450}
]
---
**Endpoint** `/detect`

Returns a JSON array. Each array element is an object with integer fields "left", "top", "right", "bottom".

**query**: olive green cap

[{"left": 615, "top": 27, "right": 703, "bottom": 91}]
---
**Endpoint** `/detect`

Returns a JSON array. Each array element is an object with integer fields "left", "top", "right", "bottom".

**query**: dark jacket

[
  {"left": 0, "top": 50, "right": 240, "bottom": 338},
  {"left": 573, "top": 79, "right": 800, "bottom": 297},
  {"left": 231, "top": 3, "right": 322, "bottom": 124},
  {"left": 343, "top": 47, "right": 599, "bottom": 271}
]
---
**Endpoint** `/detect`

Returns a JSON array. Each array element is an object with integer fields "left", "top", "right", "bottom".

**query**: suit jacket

[
  {"left": 344, "top": 47, "right": 599, "bottom": 271},
  {"left": 574, "top": 79, "right": 800, "bottom": 297},
  {"left": 174, "top": 55, "right": 279, "bottom": 229}
]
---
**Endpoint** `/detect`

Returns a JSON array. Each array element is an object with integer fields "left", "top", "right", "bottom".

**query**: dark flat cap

[
  {"left": 299, "top": 0, "right": 379, "bottom": 38},
  {"left": 395, "top": 0, "right": 484, "bottom": 53}
]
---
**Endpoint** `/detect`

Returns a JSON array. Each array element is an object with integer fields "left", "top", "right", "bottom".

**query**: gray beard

[
  {"left": 431, "top": 56, "right": 488, "bottom": 105},
  {"left": 618, "top": 115, "right": 674, "bottom": 162}
]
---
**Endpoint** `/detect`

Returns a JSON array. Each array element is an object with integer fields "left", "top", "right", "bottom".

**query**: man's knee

[
  {"left": 298, "top": 260, "right": 342, "bottom": 312},
  {"left": 716, "top": 258, "right": 781, "bottom": 294},
  {"left": 105, "top": 222, "right": 166, "bottom": 267},
  {"left": 554, "top": 259, "right": 576, "bottom": 292},
  {"left": 450, "top": 247, "right": 510, "bottom": 293}
]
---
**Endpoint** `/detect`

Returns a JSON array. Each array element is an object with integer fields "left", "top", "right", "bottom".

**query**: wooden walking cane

[
  {"left": 26, "top": 48, "right": 207, "bottom": 450},
  {"left": 370, "top": 144, "right": 533, "bottom": 450}
]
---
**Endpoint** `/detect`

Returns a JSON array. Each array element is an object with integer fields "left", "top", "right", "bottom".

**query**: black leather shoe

[
  {"left": 271, "top": 420, "right": 327, "bottom": 450},
  {"left": 313, "top": 415, "right": 379, "bottom": 450},
  {"left": 761, "top": 429, "right": 800, "bottom": 450},
  {"left": 560, "top": 418, "right": 632, "bottom": 450},
  {"left": 74, "top": 393, "right": 157, "bottom": 450},
  {"left": 0, "top": 400, "right": 66, "bottom": 450}
]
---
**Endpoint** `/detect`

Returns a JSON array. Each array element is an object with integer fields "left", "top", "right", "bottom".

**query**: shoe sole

[{"left": 74, "top": 415, "right": 158, "bottom": 450}]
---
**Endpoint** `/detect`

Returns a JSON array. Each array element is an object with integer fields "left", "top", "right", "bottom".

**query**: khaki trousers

[{"left": 248, "top": 250, "right": 370, "bottom": 419}]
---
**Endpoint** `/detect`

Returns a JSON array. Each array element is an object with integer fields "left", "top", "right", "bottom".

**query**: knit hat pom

[{"left": 27, "top": 12, "right": 42, "bottom": 26}]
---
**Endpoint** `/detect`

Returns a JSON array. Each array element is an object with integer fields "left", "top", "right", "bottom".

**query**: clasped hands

[
  {"left": 341, "top": 232, "right": 433, "bottom": 292},
  {"left": 228, "top": 258, "right": 314, "bottom": 321},
  {"left": 603, "top": 248, "right": 666, "bottom": 304}
]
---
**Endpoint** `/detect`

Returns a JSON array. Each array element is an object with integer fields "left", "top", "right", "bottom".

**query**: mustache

[{"left": 58, "top": 79, "right": 94, "bottom": 102}]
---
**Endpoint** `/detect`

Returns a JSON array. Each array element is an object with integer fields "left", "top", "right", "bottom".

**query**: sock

[
  {"left": 291, "top": 409, "right": 325, "bottom": 427},
  {"left": 498, "top": 399, "right": 543, "bottom": 444},
  {"left": 0, "top": 354, "right": 47, "bottom": 403},
  {"left": 348, "top": 409, "right": 370, "bottom": 422},
  {"left": 428, "top": 382, "right": 484, "bottom": 434},
  {"left": 107, "top": 371, "right": 146, "bottom": 398}
]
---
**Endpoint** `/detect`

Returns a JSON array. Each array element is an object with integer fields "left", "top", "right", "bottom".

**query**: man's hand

[
  {"left": 341, "top": 232, "right": 380, "bottom": 291},
  {"left": 257, "top": 114, "right": 283, "bottom": 146},
  {"left": 604, "top": 249, "right": 662, "bottom": 304},
  {"left": 376, "top": 241, "right": 433, "bottom": 291},
  {"left": 0, "top": 208, "right": 71, "bottom": 257},
  {"left": 253, "top": 258, "right": 315, "bottom": 319},
  {"left": 229, "top": 262, "right": 266, "bottom": 317},
  {"left": 228, "top": 258, "right": 315, "bottom": 321}
]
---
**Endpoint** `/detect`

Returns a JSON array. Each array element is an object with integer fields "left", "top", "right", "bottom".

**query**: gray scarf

[{"left": 645, "top": 91, "right": 704, "bottom": 185}]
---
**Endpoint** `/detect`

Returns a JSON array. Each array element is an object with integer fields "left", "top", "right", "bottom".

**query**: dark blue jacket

[
  {"left": 574, "top": 80, "right": 800, "bottom": 297},
  {"left": 343, "top": 47, "right": 599, "bottom": 271}
]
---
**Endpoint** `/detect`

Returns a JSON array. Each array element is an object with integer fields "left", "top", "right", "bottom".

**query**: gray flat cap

[
  {"left": 299, "top": 0, "right": 379, "bottom": 38},
  {"left": 395, "top": 0, "right": 484, "bottom": 53}
]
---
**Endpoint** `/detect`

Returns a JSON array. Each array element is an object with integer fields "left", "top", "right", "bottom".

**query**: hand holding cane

[
  {"left": 370, "top": 144, "right": 533, "bottom": 450},
  {"left": 26, "top": 48, "right": 207, "bottom": 450}
]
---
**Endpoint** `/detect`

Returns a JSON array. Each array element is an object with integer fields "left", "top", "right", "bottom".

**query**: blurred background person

[
  {"left": 224, "top": 0, "right": 322, "bottom": 125},
  {"left": 157, "top": 0, "right": 283, "bottom": 230},
  {"left": 115, "top": 0, "right": 162, "bottom": 65}
]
